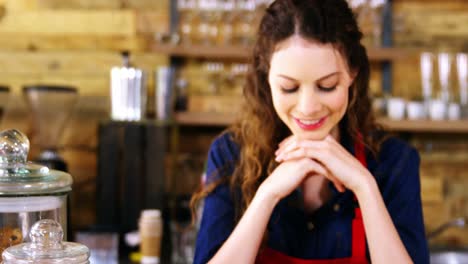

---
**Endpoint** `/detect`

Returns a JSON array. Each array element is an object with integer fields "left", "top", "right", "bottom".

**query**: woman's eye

[
  {"left": 318, "top": 85, "right": 336, "bottom": 92},
  {"left": 280, "top": 86, "right": 299, "bottom": 93}
]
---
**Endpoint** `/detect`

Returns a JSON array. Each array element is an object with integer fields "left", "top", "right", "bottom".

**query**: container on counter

[
  {"left": 0, "top": 129, "right": 72, "bottom": 254},
  {"left": 139, "top": 209, "right": 163, "bottom": 264},
  {"left": 2, "top": 219, "right": 89, "bottom": 263}
]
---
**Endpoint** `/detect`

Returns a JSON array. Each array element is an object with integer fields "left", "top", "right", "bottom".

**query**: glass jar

[
  {"left": 0, "top": 129, "right": 72, "bottom": 254},
  {"left": 2, "top": 219, "right": 89, "bottom": 263}
]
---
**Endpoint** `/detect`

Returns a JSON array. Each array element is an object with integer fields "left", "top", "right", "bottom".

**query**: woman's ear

[{"left": 350, "top": 68, "right": 358, "bottom": 83}]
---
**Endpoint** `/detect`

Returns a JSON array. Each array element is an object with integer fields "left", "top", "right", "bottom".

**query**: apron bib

[{"left": 256, "top": 141, "right": 369, "bottom": 264}]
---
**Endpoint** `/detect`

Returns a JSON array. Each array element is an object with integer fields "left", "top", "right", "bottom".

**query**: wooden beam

[
  {"left": 36, "top": 0, "right": 169, "bottom": 10},
  {"left": 393, "top": 1, "right": 468, "bottom": 46},
  {"left": 36, "top": 0, "right": 121, "bottom": 9},
  {"left": 0, "top": 51, "right": 168, "bottom": 76},
  {"left": 403, "top": 12, "right": 468, "bottom": 38},
  {"left": 0, "top": 34, "right": 149, "bottom": 51},
  {"left": 135, "top": 10, "right": 169, "bottom": 34},
  {"left": 0, "top": 10, "right": 136, "bottom": 36},
  {"left": 3, "top": 0, "right": 37, "bottom": 11},
  {"left": 0, "top": 75, "right": 110, "bottom": 96},
  {"left": 394, "top": 1, "right": 468, "bottom": 12}
]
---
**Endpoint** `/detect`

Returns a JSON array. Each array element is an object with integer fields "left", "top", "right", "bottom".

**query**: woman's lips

[{"left": 294, "top": 116, "right": 327, "bottom": 131}]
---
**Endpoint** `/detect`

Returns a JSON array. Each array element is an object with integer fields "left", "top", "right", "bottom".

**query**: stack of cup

[
  {"left": 155, "top": 66, "right": 175, "bottom": 121},
  {"left": 386, "top": 97, "right": 406, "bottom": 120},
  {"left": 110, "top": 66, "right": 146, "bottom": 121}
]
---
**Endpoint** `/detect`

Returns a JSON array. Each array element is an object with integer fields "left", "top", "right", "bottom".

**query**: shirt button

[
  {"left": 307, "top": 222, "right": 315, "bottom": 230},
  {"left": 333, "top": 203, "right": 340, "bottom": 212}
]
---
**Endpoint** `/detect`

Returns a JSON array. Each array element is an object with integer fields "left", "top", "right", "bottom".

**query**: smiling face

[{"left": 268, "top": 36, "right": 356, "bottom": 141}]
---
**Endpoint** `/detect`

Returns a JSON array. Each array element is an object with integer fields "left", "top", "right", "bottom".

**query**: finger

[
  {"left": 277, "top": 138, "right": 307, "bottom": 158},
  {"left": 276, "top": 145, "right": 319, "bottom": 162},
  {"left": 284, "top": 148, "right": 346, "bottom": 192},
  {"left": 277, "top": 137, "right": 331, "bottom": 158},
  {"left": 276, "top": 135, "right": 295, "bottom": 155},
  {"left": 333, "top": 181, "right": 346, "bottom": 193},
  {"left": 302, "top": 159, "right": 329, "bottom": 177},
  {"left": 320, "top": 169, "right": 346, "bottom": 193},
  {"left": 278, "top": 135, "right": 294, "bottom": 148},
  {"left": 276, "top": 139, "right": 297, "bottom": 157}
]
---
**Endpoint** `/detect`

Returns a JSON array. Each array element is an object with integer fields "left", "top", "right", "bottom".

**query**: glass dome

[
  {"left": 0, "top": 129, "right": 72, "bottom": 196},
  {"left": 2, "top": 219, "right": 89, "bottom": 263}
]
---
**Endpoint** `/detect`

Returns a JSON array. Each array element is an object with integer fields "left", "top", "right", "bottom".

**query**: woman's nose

[{"left": 297, "top": 87, "right": 323, "bottom": 115}]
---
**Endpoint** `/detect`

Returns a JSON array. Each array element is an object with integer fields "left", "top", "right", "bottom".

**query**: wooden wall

[
  {"left": 392, "top": 0, "right": 468, "bottom": 99},
  {"left": 0, "top": 0, "right": 169, "bottom": 229},
  {"left": 391, "top": 0, "right": 468, "bottom": 247}
]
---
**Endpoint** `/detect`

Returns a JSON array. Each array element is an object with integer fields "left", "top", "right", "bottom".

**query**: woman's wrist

[
  {"left": 354, "top": 172, "right": 379, "bottom": 202},
  {"left": 255, "top": 184, "right": 281, "bottom": 209}
]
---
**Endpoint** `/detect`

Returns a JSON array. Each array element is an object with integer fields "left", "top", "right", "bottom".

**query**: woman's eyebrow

[
  {"left": 316, "top": 72, "right": 340, "bottom": 82},
  {"left": 276, "top": 71, "right": 340, "bottom": 82},
  {"left": 276, "top": 74, "right": 298, "bottom": 82}
]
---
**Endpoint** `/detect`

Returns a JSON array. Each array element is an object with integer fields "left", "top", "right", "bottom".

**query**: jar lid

[
  {"left": 0, "top": 129, "right": 72, "bottom": 195},
  {"left": 2, "top": 219, "right": 90, "bottom": 263}
]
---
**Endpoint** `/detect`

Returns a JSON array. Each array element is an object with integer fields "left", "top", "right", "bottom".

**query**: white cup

[
  {"left": 448, "top": 103, "right": 461, "bottom": 120},
  {"left": 429, "top": 99, "right": 447, "bottom": 120},
  {"left": 406, "top": 101, "right": 426, "bottom": 120},
  {"left": 386, "top": 97, "right": 406, "bottom": 120},
  {"left": 372, "top": 97, "right": 385, "bottom": 116}
]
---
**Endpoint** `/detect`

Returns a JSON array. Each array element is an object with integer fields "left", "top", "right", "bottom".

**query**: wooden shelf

[
  {"left": 151, "top": 43, "right": 410, "bottom": 61},
  {"left": 175, "top": 112, "right": 468, "bottom": 133},
  {"left": 151, "top": 43, "right": 250, "bottom": 59},
  {"left": 378, "top": 118, "right": 468, "bottom": 133}
]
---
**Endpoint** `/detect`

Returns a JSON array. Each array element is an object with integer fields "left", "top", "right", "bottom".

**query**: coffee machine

[{"left": 22, "top": 85, "right": 78, "bottom": 171}]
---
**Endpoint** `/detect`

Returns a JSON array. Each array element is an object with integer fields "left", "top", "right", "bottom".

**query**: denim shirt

[{"left": 194, "top": 132, "right": 430, "bottom": 264}]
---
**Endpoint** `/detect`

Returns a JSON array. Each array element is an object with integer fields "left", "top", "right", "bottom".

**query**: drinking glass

[
  {"left": 177, "top": 0, "right": 197, "bottom": 45},
  {"left": 234, "top": 0, "right": 257, "bottom": 46},
  {"left": 217, "top": 0, "right": 235, "bottom": 45},
  {"left": 196, "top": 0, "right": 219, "bottom": 45}
]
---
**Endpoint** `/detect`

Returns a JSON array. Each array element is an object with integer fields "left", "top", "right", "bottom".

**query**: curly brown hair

[{"left": 191, "top": 0, "right": 382, "bottom": 225}]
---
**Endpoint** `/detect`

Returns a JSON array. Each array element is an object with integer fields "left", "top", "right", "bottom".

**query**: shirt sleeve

[
  {"left": 378, "top": 143, "right": 430, "bottom": 264},
  {"left": 193, "top": 134, "right": 238, "bottom": 264}
]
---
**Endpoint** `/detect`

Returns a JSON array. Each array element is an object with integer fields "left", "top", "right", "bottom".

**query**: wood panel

[
  {"left": 135, "top": 10, "right": 169, "bottom": 34},
  {"left": 420, "top": 175, "right": 444, "bottom": 203},
  {"left": 0, "top": 34, "right": 149, "bottom": 51},
  {"left": 0, "top": 51, "right": 168, "bottom": 96},
  {"left": 36, "top": 0, "right": 168, "bottom": 10},
  {"left": 392, "top": 55, "right": 420, "bottom": 99},
  {"left": 0, "top": 10, "right": 136, "bottom": 36},
  {"left": 2, "top": 0, "right": 37, "bottom": 11},
  {"left": 393, "top": 0, "right": 468, "bottom": 47},
  {"left": 62, "top": 149, "right": 97, "bottom": 229},
  {"left": 0, "top": 76, "right": 109, "bottom": 96},
  {"left": 0, "top": 95, "right": 30, "bottom": 134},
  {"left": 0, "top": 51, "right": 167, "bottom": 75}
]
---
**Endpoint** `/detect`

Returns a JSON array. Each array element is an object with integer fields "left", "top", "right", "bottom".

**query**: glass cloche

[
  {"left": 0, "top": 129, "right": 72, "bottom": 254},
  {"left": 2, "top": 219, "right": 89, "bottom": 263}
]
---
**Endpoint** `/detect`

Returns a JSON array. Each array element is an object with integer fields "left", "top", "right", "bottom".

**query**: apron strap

[{"left": 351, "top": 139, "right": 368, "bottom": 261}]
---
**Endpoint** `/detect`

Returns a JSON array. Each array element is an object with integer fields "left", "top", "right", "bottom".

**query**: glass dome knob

[
  {"left": 30, "top": 219, "right": 64, "bottom": 250},
  {"left": 0, "top": 129, "right": 30, "bottom": 166}
]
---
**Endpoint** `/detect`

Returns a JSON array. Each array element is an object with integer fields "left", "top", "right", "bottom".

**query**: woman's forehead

[{"left": 269, "top": 36, "right": 352, "bottom": 81}]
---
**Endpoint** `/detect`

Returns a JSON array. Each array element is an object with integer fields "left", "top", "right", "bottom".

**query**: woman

[{"left": 191, "top": 0, "right": 429, "bottom": 263}]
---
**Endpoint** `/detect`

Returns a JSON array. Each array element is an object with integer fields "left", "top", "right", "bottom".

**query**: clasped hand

[{"left": 258, "top": 135, "right": 373, "bottom": 201}]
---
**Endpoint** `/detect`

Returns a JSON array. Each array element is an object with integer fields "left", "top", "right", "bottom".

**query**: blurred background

[{"left": 0, "top": 0, "right": 467, "bottom": 263}]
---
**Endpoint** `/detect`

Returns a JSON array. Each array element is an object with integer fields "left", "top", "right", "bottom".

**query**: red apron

[{"left": 256, "top": 141, "right": 369, "bottom": 264}]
